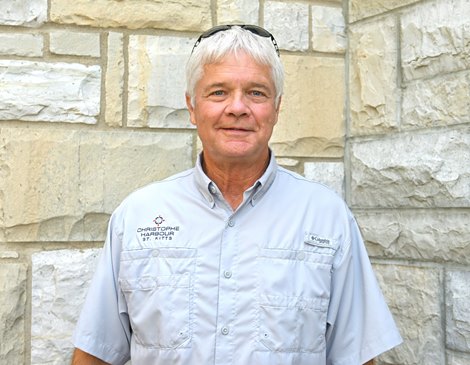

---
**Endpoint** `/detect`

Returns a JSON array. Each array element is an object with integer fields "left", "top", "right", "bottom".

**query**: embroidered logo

[
  {"left": 304, "top": 233, "right": 334, "bottom": 248},
  {"left": 136, "top": 214, "right": 180, "bottom": 242},
  {"left": 153, "top": 215, "right": 165, "bottom": 226}
]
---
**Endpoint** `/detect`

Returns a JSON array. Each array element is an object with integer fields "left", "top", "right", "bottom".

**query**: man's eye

[
  {"left": 251, "top": 90, "right": 265, "bottom": 97},
  {"left": 211, "top": 90, "right": 225, "bottom": 96}
]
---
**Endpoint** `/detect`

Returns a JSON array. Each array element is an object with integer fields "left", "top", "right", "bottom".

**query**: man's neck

[{"left": 202, "top": 152, "right": 270, "bottom": 210}]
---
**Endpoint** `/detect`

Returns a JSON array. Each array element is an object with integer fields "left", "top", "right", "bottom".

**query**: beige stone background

[{"left": 0, "top": 0, "right": 469, "bottom": 364}]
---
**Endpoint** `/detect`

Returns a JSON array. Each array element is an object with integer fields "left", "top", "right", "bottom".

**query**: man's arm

[{"left": 71, "top": 348, "right": 109, "bottom": 365}]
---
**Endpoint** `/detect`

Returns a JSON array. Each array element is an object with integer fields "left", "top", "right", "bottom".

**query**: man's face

[{"left": 186, "top": 52, "right": 281, "bottom": 166}]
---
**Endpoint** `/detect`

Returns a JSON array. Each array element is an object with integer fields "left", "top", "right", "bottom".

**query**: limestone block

[
  {"left": 401, "top": 0, "right": 470, "bottom": 81},
  {"left": 403, "top": 72, "right": 470, "bottom": 129},
  {"left": 349, "top": 0, "right": 420, "bottom": 22},
  {"left": 105, "top": 32, "right": 124, "bottom": 127},
  {"left": 0, "top": 128, "right": 193, "bottom": 242},
  {"left": 349, "top": 17, "right": 399, "bottom": 135},
  {"left": 351, "top": 129, "right": 470, "bottom": 208},
  {"left": 0, "top": 60, "right": 100, "bottom": 124},
  {"left": 374, "top": 264, "right": 444, "bottom": 365},
  {"left": 277, "top": 158, "right": 301, "bottom": 174},
  {"left": 217, "top": 0, "right": 259, "bottom": 25},
  {"left": 311, "top": 6, "right": 346, "bottom": 53},
  {"left": 277, "top": 158, "right": 299, "bottom": 168},
  {"left": 448, "top": 351, "right": 470, "bottom": 365},
  {"left": 0, "top": 251, "right": 19, "bottom": 259},
  {"left": 356, "top": 210, "right": 470, "bottom": 264},
  {"left": 304, "top": 162, "right": 344, "bottom": 197},
  {"left": 446, "top": 271, "right": 470, "bottom": 352},
  {"left": 264, "top": 1, "right": 309, "bottom": 51},
  {"left": 31, "top": 249, "right": 101, "bottom": 364},
  {"left": 50, "top": 30, "right": 100, "bottom": 57},
  {"left": 0, "top": 263, "right": 27, "bottom": 364},
  {"left": 127, "top": 35, "right": 194, "bottom": 129},
  {"left": 0, "top": 33, "right": 43, "bottom": 57},
  {"left": 0, "top": 0, "right": 47, "bottom": 27},
  {"left": 50, "top": 0, "right": 211, "bottom": 31},
  {"left": 271, "top": 55, "right": 344, "bottom": 158}
]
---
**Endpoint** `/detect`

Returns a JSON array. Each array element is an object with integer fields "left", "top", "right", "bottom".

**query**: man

[{"left": 72, "top": 25, "right": 402, "bottom": 365}]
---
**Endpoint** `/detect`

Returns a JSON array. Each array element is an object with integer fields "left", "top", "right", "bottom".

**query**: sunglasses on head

[{"left": 191, "top": 24, "right": 280, "bottom": 57}]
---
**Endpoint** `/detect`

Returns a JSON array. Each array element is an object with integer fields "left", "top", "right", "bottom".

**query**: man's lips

[
  {"left": 218, "top": 128, "right": 253, "bottom": 137},
  {"left": 219, "top": 127, "right": 253, "bottom": 132}
]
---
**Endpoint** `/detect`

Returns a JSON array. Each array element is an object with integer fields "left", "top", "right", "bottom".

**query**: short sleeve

[
  {"left": 325, "top": 213, "right": 402, "bottom": 365},
  {"left": 73, "top": 212, "right": 131, "bottom": 365}
]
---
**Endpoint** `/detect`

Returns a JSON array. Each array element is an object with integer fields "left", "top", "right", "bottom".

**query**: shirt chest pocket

[
  {"left": 119, "top": 248, "right": 196, "bottom": 349},
  {"left": 257, "top": 247, "right": 333, "bottom": 354}
]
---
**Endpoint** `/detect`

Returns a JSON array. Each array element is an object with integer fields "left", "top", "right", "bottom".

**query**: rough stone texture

[
  {"left": 0, "top": 263, "right": 27, "bottom": 364},
  {"left": 401, "top": 0, "right": 470, "bottom": 81},
  {"left": 446, "top": 271, "right": 470, "bottom": 352},
  {"left": 0, "top": 128, "right": 193, "bottom": 242},
  {"left": 0, "top": 251, "right": 20, "bottom": 259},
  {"left": 448, "top": 351, "right": 470, "bottom": 365},
  {"left": 402, "top": 71, "right": 470, "bottom": 129},
  {"left": 31, "top": 249, "right": 101, "bottom": 364},
  {"left": 277, "top": 158, "right": 299, "bottom": 168},
  {"left": 349, "top": 0, "right": 420, "bottom": 22},
  {"left": 264, "top": 1, "right": 309, "bottom": 51},
  {"left": 349, "top": 17, "right": 399, "bottom": 135},
  {"left": 311, "top": 6, "right": 346, "bottom": 53},
  {"left": 374, "top": 264, "right": 444, "bottom": 365},
  {"left": 351, "top": 129, "right": 470, "bottom": 208},
  {"left": 356, "top": 210, "right": 470, "bottom": 264},
  {"left": 49, "top": 31, "right": 100, "bottom": 57},
  {"left": 0, "top": 33, "right": 43, "bottom": 57},
  {"left": 304, "top": 162, "right": 344, "bottom": 197},
  {"left": 271, "top": 55, "right": 344, "bottom": 158},
  {"left": 217, "top": 0, "right": 259, "bottom": 25},
  {"left": 105, "top": 32, "right": 124, "bottom": 127},
  {"left": 0, "top": 0, "right": 47, "bottom": 27},
  {"left": 50, "top": 0, "right": 211, "bottom": 31},
  {"left": 127, "top": 35, "right": 194, "bottom": 129},
  {"left": 0, "top": 60, "right": 100, "bottom": 124}
]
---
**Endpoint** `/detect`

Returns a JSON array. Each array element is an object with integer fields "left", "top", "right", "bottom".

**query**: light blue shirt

[{"left": 73, "top": 153, "right": 402, "bottom": 365}]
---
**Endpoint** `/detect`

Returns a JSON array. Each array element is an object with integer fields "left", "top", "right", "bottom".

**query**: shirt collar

[{"left": 193, "top": 151, "right": 278, "bottom": 208}]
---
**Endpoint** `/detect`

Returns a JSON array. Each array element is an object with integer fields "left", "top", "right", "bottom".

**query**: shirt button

[
  {"left": 228, "top": 220, "right": 235, "bottom": 227},
  {"left": 221, "top": 326, "right": 229, "bottom": 335},
  {"left": 297, "top": 251, "right": 306, "bottom": 261},
  {"left": 152, "top": 249, "right": 160, "bottom": 257},
  {"left": 209, "top": 185, "right": 217, "bottom": 194},
  {"left": 223, "top": 270, "right": 232, "bottom": 279}
]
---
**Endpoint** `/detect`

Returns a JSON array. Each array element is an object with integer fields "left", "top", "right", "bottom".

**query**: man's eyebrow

[
  {"left": 204, "top": 82, "right": 226, "bottom": 90},
  {"left": 248, "top": 82, "right": 271, "bottom": 90}
]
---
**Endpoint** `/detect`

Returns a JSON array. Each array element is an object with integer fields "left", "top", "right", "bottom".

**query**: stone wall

[
  {"left": 349, "top": 0, "right": 470, "bottom": 364},
  {"left": 0, "top": 1, "right": 467, "bottom": 364}
]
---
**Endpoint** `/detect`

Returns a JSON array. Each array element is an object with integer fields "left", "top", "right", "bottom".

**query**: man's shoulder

[{"left": 276, "top": 166, "right": 342, "bottom": 200}]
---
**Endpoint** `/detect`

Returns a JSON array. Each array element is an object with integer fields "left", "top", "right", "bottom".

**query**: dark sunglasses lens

[
  {"left": 242, "top": 25, "right": 270, "bottom": 38},
  {"left": 201, "top": 25, "right": 231, "bottom": 39}
]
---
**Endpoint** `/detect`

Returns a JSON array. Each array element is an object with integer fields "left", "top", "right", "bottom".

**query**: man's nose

[{"left": 225, "top": 93, "right": 250, "bottom": 117}]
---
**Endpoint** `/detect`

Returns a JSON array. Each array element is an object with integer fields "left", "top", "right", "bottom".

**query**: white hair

[{"left": 186, "top": 26, "right": 284, "bottom": 107}]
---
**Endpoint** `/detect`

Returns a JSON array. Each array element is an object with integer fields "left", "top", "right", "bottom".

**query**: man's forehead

[{"left": 201, "top": 57, "right": 272, "bottom": 80}]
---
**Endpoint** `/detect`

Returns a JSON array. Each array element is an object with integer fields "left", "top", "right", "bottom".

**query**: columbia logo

[{"left": 305, "top": 233, "right": 332, "bottom": 248}]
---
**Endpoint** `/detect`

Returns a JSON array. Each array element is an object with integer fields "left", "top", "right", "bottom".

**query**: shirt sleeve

[
  {"left": 73, "top": 212, "right": 131, "bottom": 365},
  {"left": 325, "top": 212, "right": 402, "bottom": 365}
]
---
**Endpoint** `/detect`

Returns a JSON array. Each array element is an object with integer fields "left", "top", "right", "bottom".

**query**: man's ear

[
  {"left": 274, "top": 96, "right": 282, "bottom": 125},
  {"left": 186, "top": 93, "right": 196, "bottom": 126}
]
